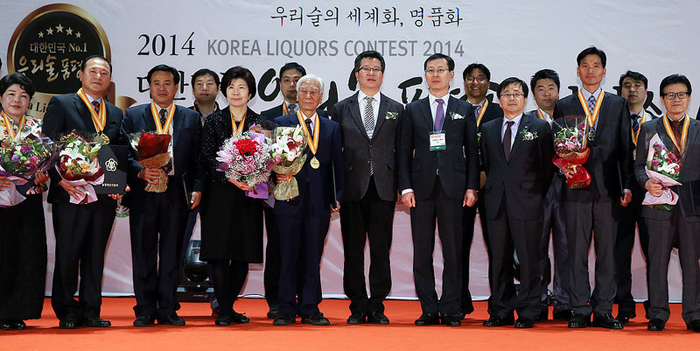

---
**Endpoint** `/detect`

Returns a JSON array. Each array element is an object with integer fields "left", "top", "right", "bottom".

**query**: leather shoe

[
  {"left": 414, "top": 313, "right": 440, "bottom": 326},
  {"left": 302, "top": 313, "right": 330, "bottom": 326},
  {"left": 568, "top": 314, "right": 590, "bottom": 328},
  {"left": 133, "top": 314, "right": 155, "bottom": 327},
  {"left": 82, "top": 316, "right": 111, "bottom": 327},
  {"left": 347, "top": 312, "right": 366, "bottom": 325},
  {"left": 441, "top": 313, "right": 461, "bottom": 327},
  {"left": 266, "top": 305, "right": 280, "bottom": 320},
  {"left": 0, "top": 320, "right": 11, "bottom": 330},
  {"left": 647, "top": 318, "right": 665, "bottom": 331},
  {"left": 482, "top": 315, "right": 514, "bottom": 327},
  {"left": 616, "top": 311, "right": 636, "bottom": 325},
  {"left": 592, "top": 314, "right": 623, "bottom": 329},
  {"left": 59, "top": 318, "right": 79, "bottom": 329},
  {"left": 158, "top": 314, "right": 186, "bottom": 326},
  {"left": 231, "top": 311, "right": 250, "bottom": 323},
  {"left": 553, "top": 310, "right": 572, "bottom": 321},
  {"left": 273, "top": 314, "right": 295, "bottom": 326},
  {"left": 687, "top": 319, "right": 700, "bottom": 332},
  {"left": 368, "top": 311, "right": 390, "bottom": 325},
  {"left": 215, "top": 315, "right": 232, "bottom": 326},
  {"left": 515, "top": 318, "right": 536, "bottom": 328},
  {"left": 538, "top": 309, "right": 549, "bottom": 321}
]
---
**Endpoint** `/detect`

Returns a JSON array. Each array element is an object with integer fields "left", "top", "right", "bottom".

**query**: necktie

[
  {"left": 289, "top": 103, "right": 297, "bottom": 114},
  {"left": 631, "top": 114, "right": 640, "bottom": 135},
  {"left": 503, "top": 121, "right": 515, "bottom": 160},
  {"left": 474, "top": 104, "right": 482, "bottom": 119},
  {"left": 363, "top": 96, "right": 375, "bottom": 134},
  {"left": 159, "top": 108, "right": 167, "bottom": 127},
  {"left": 305, "top": 118, "right": 313, "bottom": 139},
  {"left": 435, "top": 98, "right": 445, "bottom": 131},
  {"left": 587, "top": 95, "right": 596, "bottom": 115},
  {"left": 91, "top": 100, "right": 100, "bottom": 114},
  {"left": 671, "top": 120, "right": 682, "bottom": 157}
]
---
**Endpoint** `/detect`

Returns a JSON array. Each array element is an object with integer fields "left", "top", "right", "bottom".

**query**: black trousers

[
  {"left": 263, "top": 205, "right": 281, "bottom": 309},
  {"left": 614, "top": 189, "right": 649, "bottom": 316}
]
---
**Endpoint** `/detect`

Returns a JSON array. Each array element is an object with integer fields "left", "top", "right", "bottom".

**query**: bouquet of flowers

[
  {"left": 216, "top": 130, "right": 276, "bottom": 198},
  {"left": 270, "top": 125, "right": 307, "bottom": 200},
  {"left": 0, "top": 135, "right": 55, "bottom": 206},
  {"left": 128, "top": 131, "right": 171, "bottom": 193},
  {"left": 56, "top": 131, "right": 104, "bottom": 204},
  {"left": 552, "top": 119, "right": 591, "bottom": 189},
  {"left": 643, "top": 134, "right": 682, "bottom": 210}
]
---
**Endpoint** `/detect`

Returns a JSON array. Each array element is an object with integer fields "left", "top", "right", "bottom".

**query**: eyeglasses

[
  {"left": 501, "top": 93, "right": 524, "bottom": 100},
  {"left": 663, "top": 91, "right": 689, "bottom": 100},
  {"left": 359, "top": 66, "right": 382, "bottom": 74},
  {"left": 466, "top": 77, "right": 488, "bottom": 84},
  {"left": 425, "top": 68, "right": 449, "bottom": 75}
]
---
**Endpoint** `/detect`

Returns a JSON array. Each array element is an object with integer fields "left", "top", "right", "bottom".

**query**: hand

[
  {"left": 562, "top": 166, "right": 575, "bottom": 179},
  {"left": 0, "top": 175, "right": 13, "bottom": 190},
  {"left": 401, "top": 192, "right": 416, "bottom": 208},
  {"left": 59, "top": 179, "right": 84, "bottom": 201},
  {"left": 108, "top": 185, "right": 130, "bottom": 200},
  {"left": 229, "top": 179, "right": 251, "bottom": 191},
  {"left": 34, "top": 171, "right": 49, "bottom": 185},
  {"left": 138, "top": 167, "right": 161, "bottom": 185},
  {"left": 276, "top": 173, "right": 291, "bottom": 183},
  {"left": 620, "top": 189, "right": 632, "bottom": 207},
  {"left": 190, "top": 191, "right": 201, "bottom": 209},
  {"left": 645, "top": 178, "right": 664, "bottom": 197},
  {"left": 479, "top": 171, "right": 487, "bottom": 189},
  {"left": 330, "top": 201, "right": 340, "bottom": 213},
  {"left": 464, "top": 189, "right": 478, "bottom": 207}
]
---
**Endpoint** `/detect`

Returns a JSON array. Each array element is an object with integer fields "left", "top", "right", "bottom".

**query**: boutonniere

[
  {"left": 449, "top": 111, "right": 464, "bottom": 120},
  {"left": 520, "top": 127, "right": 538, "bottom": 141},
  {"left": 385, "top": 111, "right": 398, "bottom": 120},
  {"left": 477, "top": 132, "right": 482, "bottom": 144}
]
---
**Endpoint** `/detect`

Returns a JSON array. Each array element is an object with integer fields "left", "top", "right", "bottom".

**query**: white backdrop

[{"left": 2, "top": 0, "right": 698, "bottom": 302}]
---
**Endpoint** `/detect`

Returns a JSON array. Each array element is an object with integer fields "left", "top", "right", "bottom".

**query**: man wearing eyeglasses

[
  {"left": 398, "top": 53, "right": 478, "bottom": 327},
  {"left": 635, "top": 74, "right": 700, "bottom": 332},
  {"left": 480, "top": 77, "right": 554, "bottom": 328},
  {"left": 553, "top": 46, "right": 633, "bottom": 330},
  {"left": 329, "top": 51, "right": 404, "bottom": 325}
]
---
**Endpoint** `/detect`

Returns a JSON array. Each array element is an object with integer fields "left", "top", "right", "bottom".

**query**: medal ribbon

[
  {"left": 282, "top": 102, "right": 289, "bottom": 115},
  {"left": 536, "top": 108, "right": 546, "bottom": 121},
  {"left": 77, "top": 88, "right": 106, "bottom": 133},
  {"left": 150, "top": 102, "right": 175, "bottom": 134},
  {"left": 631, "top": 110, "right": 648, "bottom": 145},
  {"left": 476, "top": 99, "right": 488, "bottom": 126},
  {"left": 577, "top": 90, "right": 605, "bottom": 128},
  {"left": 230, "top": 110, "right": 247, "bottom": 135},
  {"left": 297, "top": 111, "right": 319, "bottom": 155},
  {"left": 663, "top": 114, "right": 690, "bottom": 155},
  {"left": 0, "top": 111, "right": 25, "bottom": 141}
]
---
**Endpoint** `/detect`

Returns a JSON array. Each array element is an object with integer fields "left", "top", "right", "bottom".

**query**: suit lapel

[
  {"left": 373, "top": 94, "right": 390, "bottom": 137},
  {"left": 347, "top": 92, "right": 368, "bottom": 140},
  {"left": 171, "top": 105, "right": 183, "bottom": 148},
  {"left": 491, "top": 118, "right": 507, "bottom": 162},
  {"left": 418, "top": 98, "right": 432, "bottom": 131},
  {"left": 72, "top": 94, "right": 94, "bottom": 132},
  {"left": 509, "top": 115, "right": 530, "bottom": 161}
]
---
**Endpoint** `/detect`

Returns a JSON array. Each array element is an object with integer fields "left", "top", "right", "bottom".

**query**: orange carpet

[{"left": 2, "top": 298, "right": 696, "bottom": 351}]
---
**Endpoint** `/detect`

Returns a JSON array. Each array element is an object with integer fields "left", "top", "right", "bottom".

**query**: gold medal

[
  {"left": 97, "top": 132, "right": 110, "bottom": 145},
  {"left": 310, "top": 156, "right": 320, "bottom": 169}
]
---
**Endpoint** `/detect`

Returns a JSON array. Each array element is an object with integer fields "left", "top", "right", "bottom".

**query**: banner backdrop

[{"left": 2, "top": 0, "right": 697, "bottom": 301}]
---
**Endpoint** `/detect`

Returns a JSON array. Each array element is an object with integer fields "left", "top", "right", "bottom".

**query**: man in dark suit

[
  {"left": 42, "top": 55, "right": 123, "bottom": 329},
  {"left": 328, "top": 51, "right": 403, "bottom": 325},
  {"left": 637, "top": 74, "right": 700, "bottom": 332},
  {"left": 272, "top": 74, "right": 343, "bottom": 326},
  {"left": 398, "top": 53, "right": 479, "bottom": 327},
  {"left": 460, "top": 63, "right": 503, "bottom": 316},
  {"left": 480, "top": 77, "right": 554, "bottom": 328},
  {"left": 553, "top": 46, "right": 633, "bottom": 329},
  {"left": 615, "top": 70, "right": 657, "bottom": 324},
  {"left": 121, "top": 64, "right": 204, "bottom": 327}
]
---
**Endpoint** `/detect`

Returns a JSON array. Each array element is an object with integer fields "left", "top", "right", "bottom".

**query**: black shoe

[
  {"left": 515, "top": 318, "right": 536, "bottom": 328},
  {"left": 158, "top": 313, "right": 186, "bottom": 326},
  {"left": 441, "top": 313, "right": 461, "bottom": 327},
  {"left": 415, "top": 313, "right": 440, "bottom": 326},
  {"left": 687, "top": 320, "right": 700, "bottom": 332},
  {"left": 0, "top": 320, "right": 11, "bottom": 330},
  {"left": 215, "top": 315, "right": 232, "bottom": 326},
  {"left": 648, "top": 318, "right": 665, "bottom": 331},
  {"left": 367, "top": 311, "right": 390, "bottom": 325},
  {"left": 301, "top": 313, "right": 330, "bottom": 326},
  {"left": 81, "top": 316, "right": 111, "bottom": 327},
  {"left": 59, "top": 318, "right": 79, "bottom": 329},
  {"left": 483, "top": 315, "right": 515, "bottom": 327},
  {"left": 616, "top": 309, "right": 636, "bottom": 324},
  {"left": 231, "top": 311, "right": 250, "bottom": 324},
  {"left": 347, "top": 312, "right": 366, "bottom": 325},
  {"left": 553, "top": 310, "right": 572, "bottom": 321},
  {"left": 568, "top": 314, "right": 590, "bottom": 328},
  {"left": 267, "top": 305, "right": 280, "bottom": 320},
  {"left": 592, "top": 314, "right": 623, "bottom": 329},
  {"left": 273, "top": 314, "right": 295, "bottom": 326},
  {"left": 538, "top": 308, "right": 549, "bottom": 321},
  {"left": 133, "top": 314, "right": 155, "bottom": 327}
]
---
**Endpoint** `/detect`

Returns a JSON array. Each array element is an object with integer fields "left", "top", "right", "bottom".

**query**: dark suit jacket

[
  {"left": 260, "top": 103, "right": 327, "bottom": 120},
  {"left": 42, "top": 93, "right": 124, "bottom": 204},
  {"left": 635, "top": 117, "right": 700, "bottom": 221},
  {"left": 398, "top": 96, "right": 479, "bottom": 200},
  {"left": 480, "top": 112, "right": 554, "bottom": 220},
  {"left": 476, "top": 100, "right": 503, "bottom": 129},
  {"left": 553, "top": 92, "right": 633, "bottom": 201},
  {"left": 329, "top": 92, "right": 404, "bottom": 202},
  {"left": 120, "top": 103, "right": 204, "bottom": 209},
  {"left": 273, "top": 113, "right": 344, "bottom": 217}
]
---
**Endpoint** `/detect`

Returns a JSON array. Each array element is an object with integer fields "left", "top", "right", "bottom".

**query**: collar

[
  {"left": 429, "top": 93, "right": 450, "bottom": 106},
  {"left": 358, "top": 90, "right": 380, "bottom": 104},
  {"left": 580, "top": 86, "right": 603, "bottom": 101},
  {"left": 155, "top": 102, "right": 174, "bottom": 113},
  {"left": 503, "top": 113, "right": 523, "bottom": 126}
]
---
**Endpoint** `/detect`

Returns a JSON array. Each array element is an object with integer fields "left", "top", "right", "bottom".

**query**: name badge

[{"left": 429, "top": 131, "right": 446, "bottom": 151}]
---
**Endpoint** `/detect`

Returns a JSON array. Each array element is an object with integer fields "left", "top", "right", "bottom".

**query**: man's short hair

[
  {"left": 296, "top": 74, "right": 324, "bottom": 94},
  {"left": 530, "top": 69, "right": 560, "bottom": 92},
  {"left": 191, "top": 68, "right": 220, "bottom": 88},
  {"left": 576, "top": 46, "right": 607, "bottom": 68},
  {"left": 147, "top": 64, "right": 180, "bottom": 85},
  {"left": 423, "top": 53, "right": 454, "bottom": 71},
  {"left": 497, "top": 77, "right": 529, "bottom": 99},
  {"left": 463, "top": 63, "right": 491, "bottom": 81},
  {"left": 220, "top": 66, "right": 256, "bottom": 98},
  {"left": 81, "top": 54, "right": 112, "bottom": 73},
  {"left": 660, "top": 74, "right": 692, "bottom": 96},
  {"left": 0, "top": 72, "right": 35, "bottom": 97},
  {"left": 619, "top": 70, "right": 648, "bottom": 90},
  {"left": 279, "top": 62, "right": 306, "bottom": 78},
  {"left": 354, "top": 50, "right": 385, "bottom": 72}
]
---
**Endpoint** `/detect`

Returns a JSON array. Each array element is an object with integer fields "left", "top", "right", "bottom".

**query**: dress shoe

[
  {"left": 567, "top": 314, "right": 590, "bottom": 328},
  {"left": 158, "top": 313, "right": 186, "bottom": 326},
  {"left": 482, "top": 315, "right": 514, "bottom": 327},
  {"left": 616, "top": 310, "right": 636, "bottom": 325},
  {"left": 515, "top": 318, "right": 536, "bottom": 328},
  {"left": 0, "top": 320, "right": 11, "bottom": 330},
  {"left": 538, "top": 309, "right": 549, "bottom": 321},
  {"left": 273, "top": 314, "right": 295, "bottom": 326},
  {"left": 266, "top": 305, "right": 280, "bottom": 319},
  {"left": 592, "top": 314, "right": 623, "bottom": 329},
  {"left": 553, "top": 310, "right": 572, "bottom": 321},
  {"left": 133, "top": 315, "right": 155, "bottom": 327},
  {"left": 346, "top": 312, "right": 366, "bottom": 325},
  {"left": 81, "top": 316, "right": 111, "bottom": 327},
  {"left": 414, "top": 313, "right": 440, "bottom": 326},
  {"left": 59, "top": 318, "right": 79, "bottom": 329},
  {"left": 302, "top": 313, "right": 330, "bottom": 326},
  {"left": 440, "top": 313, "right": 461, "bottom": 327},
  {"left": 215, "top": 315, "right": 232, "bottom": 326},
  {"left": 647, "top": 318, "right": 665, "bottom": 331},
  {"left": 687, "top": 320, "right": 700, "bottom": 332},
  {"left": 231, "top": 311, "right": 250, "bottom": 324},
  {"left": 367, "top": 311, "right": 390, "bottom": 325}
]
